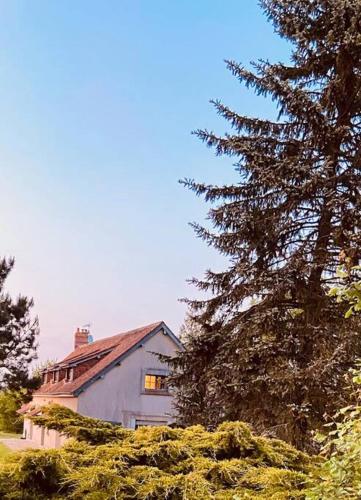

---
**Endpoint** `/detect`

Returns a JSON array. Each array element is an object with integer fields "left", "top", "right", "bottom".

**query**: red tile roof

[
  {"left": 17, "top": 402, "right": 41, "bottom": 416},
  {"left": 35, "top": 321, "right": 164, "bottom": 396},
  {"left": 17, "top": 402, "right": 32, "bottom": 414}
]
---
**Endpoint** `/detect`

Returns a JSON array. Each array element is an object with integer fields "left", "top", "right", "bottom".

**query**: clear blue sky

[{"left": 0, "top": 0, "right": 290, "bottom": 362}]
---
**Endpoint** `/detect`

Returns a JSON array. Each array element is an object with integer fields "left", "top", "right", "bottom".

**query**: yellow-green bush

[{"left": 0, "top": 404, "right": 314, "bottom": 499}]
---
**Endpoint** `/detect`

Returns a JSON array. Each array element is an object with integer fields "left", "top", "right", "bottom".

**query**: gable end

[{"left": 73, "top": 322, "right": 182, "bottom": 396}]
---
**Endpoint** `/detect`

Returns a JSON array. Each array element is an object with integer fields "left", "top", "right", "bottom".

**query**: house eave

[{"left": 33, "top": 392, "right": 76, "bottom": 398}]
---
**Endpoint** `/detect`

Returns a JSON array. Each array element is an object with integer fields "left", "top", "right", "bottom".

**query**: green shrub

[
  {"left": 306, "top": 371, "right": 361, "bottom": 499},
  {"left": 0, "top": 404, "right": 314, "bottom": 499},
  {"left": 305, "top": 271, "right": 361, "bottom": 499},
  {"left": 31, "top": 403, "right": 131, "bottom": 444}
]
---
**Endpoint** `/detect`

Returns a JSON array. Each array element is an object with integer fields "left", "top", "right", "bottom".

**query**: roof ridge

[{"left": 60, "top": 321, "right": 164, "bottom": 364}]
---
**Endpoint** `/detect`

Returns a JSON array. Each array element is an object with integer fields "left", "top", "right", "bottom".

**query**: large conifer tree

[
  {"left": 170, "top": 0, "right": 361, "bottom": 449},
  {"left": 0, "top": 258, "right": 38, "bottom": 389}
]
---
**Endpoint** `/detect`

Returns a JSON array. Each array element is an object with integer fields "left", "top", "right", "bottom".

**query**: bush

[
  {"left": 31, "top": 403, "right": 130, "bottom": 445},
  {"left": 305, "top": 270, "right": 361, "bottom": 499},
  {"left": 0, "top": 391, "right": 25, "bottom": 433},
  {"left": 306, "top": 404, "right": 361, "bottom": 499},
  {"left": 0, "top": 404, "right": 315, "bottom": 499}
]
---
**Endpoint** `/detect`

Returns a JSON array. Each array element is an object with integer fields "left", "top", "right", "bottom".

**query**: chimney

[{"left": 74, "top": 327, "right": 90, "bottom": 349}]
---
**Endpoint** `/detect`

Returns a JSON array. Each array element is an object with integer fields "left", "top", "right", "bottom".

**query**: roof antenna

[{"left": 83, "top": 323, "right": 93, "bottom": 343}]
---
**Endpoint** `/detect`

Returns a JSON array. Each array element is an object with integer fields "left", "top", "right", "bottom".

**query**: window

[
  {"left": 135, "top": 419, "right": 168, "bottom": 429},
  {"left": 65, "top": 367, "right": 73, "bottom": 381},
  {"left": 144, "top": 374, "right": 167, "bottom": 391},
  {"left": 141, "top": 369, "right": 170, "bottom": 395}
]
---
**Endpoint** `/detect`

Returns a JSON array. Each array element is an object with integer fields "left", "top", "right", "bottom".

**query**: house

[{"left": 19, "top": 321, "right": 182, "bottom": 448}]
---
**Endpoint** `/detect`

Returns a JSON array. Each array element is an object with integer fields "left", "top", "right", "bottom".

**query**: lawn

[
  {"left": 0, "top": 432, "right": 20, "bottom": 461},
  {"left": 0, "top": 442, "right": 10, "bottom": 460},
  {"left": 0, "top": 431, "right": 21, "bottom": 439}
]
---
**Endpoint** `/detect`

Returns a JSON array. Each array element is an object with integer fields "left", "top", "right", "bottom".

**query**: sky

[{"left": 0, "top": 0, "right": 290, "bottom": 363}]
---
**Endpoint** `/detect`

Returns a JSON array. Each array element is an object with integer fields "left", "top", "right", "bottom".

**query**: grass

[
  {"left": 0, "top": 442, "right": 10, "bottom": 460},
  {"left": 0, "top": 431, "right": 21, "bottom": 461},
  {"left": 0, "top": 431, "right": 21, "bottom": 439}
]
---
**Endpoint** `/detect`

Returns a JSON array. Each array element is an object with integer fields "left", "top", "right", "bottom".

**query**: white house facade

[{"left": 19, "top": 321, "right": 182, "bottom": 448}]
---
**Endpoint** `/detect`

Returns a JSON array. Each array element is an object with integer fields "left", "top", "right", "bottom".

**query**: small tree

[
  {"left": 31, "top": 359, "right": 57, "bottom": 384},
  {"left": 0, "top": 361, "right": 53, "bottom": 434},
  {"left": 0, "top": 391, "right": 26, "bottom": 433},
  {"left": 0, "top": 258, "right": 39, "bottom": 390}
]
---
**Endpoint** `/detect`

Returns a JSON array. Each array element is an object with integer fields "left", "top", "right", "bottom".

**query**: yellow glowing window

[{"left": 144, "top": 374, "right": 167, "bottom": 391}]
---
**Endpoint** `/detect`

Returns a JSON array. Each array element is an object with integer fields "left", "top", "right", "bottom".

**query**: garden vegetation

[
  {"left": 0, "top": 404, "right": 314, "bottom": 500},
  {"left": 169, "top": 0, "right": 361, "bottom": 451}
]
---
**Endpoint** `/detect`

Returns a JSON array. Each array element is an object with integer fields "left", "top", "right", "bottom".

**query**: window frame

[
  {"left": 140, "top": 368, "right": 170, "bottom": 396},
  {"left": 65, "top": 367, "right": 74, "bottom": 382}
]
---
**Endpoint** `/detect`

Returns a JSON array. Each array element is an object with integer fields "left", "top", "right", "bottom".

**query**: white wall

[
  {"left": 23, "top": 417, "right": 68, "bottom": 448},
  {"left": 78, "top": 331, "right": 179, "bottom": 428}
]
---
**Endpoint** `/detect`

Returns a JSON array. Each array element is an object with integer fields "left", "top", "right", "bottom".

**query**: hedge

[{"left": 0, "top": 404, "right": 315, "bottom": 499}]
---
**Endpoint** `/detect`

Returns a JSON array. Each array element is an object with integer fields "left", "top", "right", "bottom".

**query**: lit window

[{"left": 144, "top": 374, "right": 167, "bottom": 391}]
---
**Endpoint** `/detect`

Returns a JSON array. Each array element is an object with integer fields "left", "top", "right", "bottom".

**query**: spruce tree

[
  {"left": 170, "top": 0, "right": 361, "bottom": 450},
  {"left": 0, "top": 258, "right": 39, "bottom": 389}
]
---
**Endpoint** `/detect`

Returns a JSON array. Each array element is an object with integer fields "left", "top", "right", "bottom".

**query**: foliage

[
  {"left": 329, "top": 266, "right": 361, "bottom": 318},
  {"left": 0, "top": 404, "right": 315, "bottom": 499},
  {"left": 178, "top": 313, "right": 203, "bottom": 343},
  {"left": 305, "top": 277, "right": 361, "bottom": 498},
  {"left": 31, "top": 404, "right": 129, "bottom": 445},
  {"left": 306, "top": 394, "right": 361, "bottom": 499},
  {"left": 0, "top": 257, "right": 39, "bottom": 390},
  {"left": 0, "top": 356, "right": 47, "bottom": 434},
  {"left": 169, "top": 0, "right": 361, "bottom": 450},
  {"left": 0, "top": 361, "right": 48, "bottom": 435},
  {"left": 0, "top": 390, "right": 27, "bottom": 433},
  {"left": 30, "top": 358, "right": 58, "bottom": 389}
]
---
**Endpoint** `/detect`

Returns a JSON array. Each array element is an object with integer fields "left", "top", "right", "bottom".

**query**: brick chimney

[{"left": 74, "top": 327, "right": 90, "bottom": 349}]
